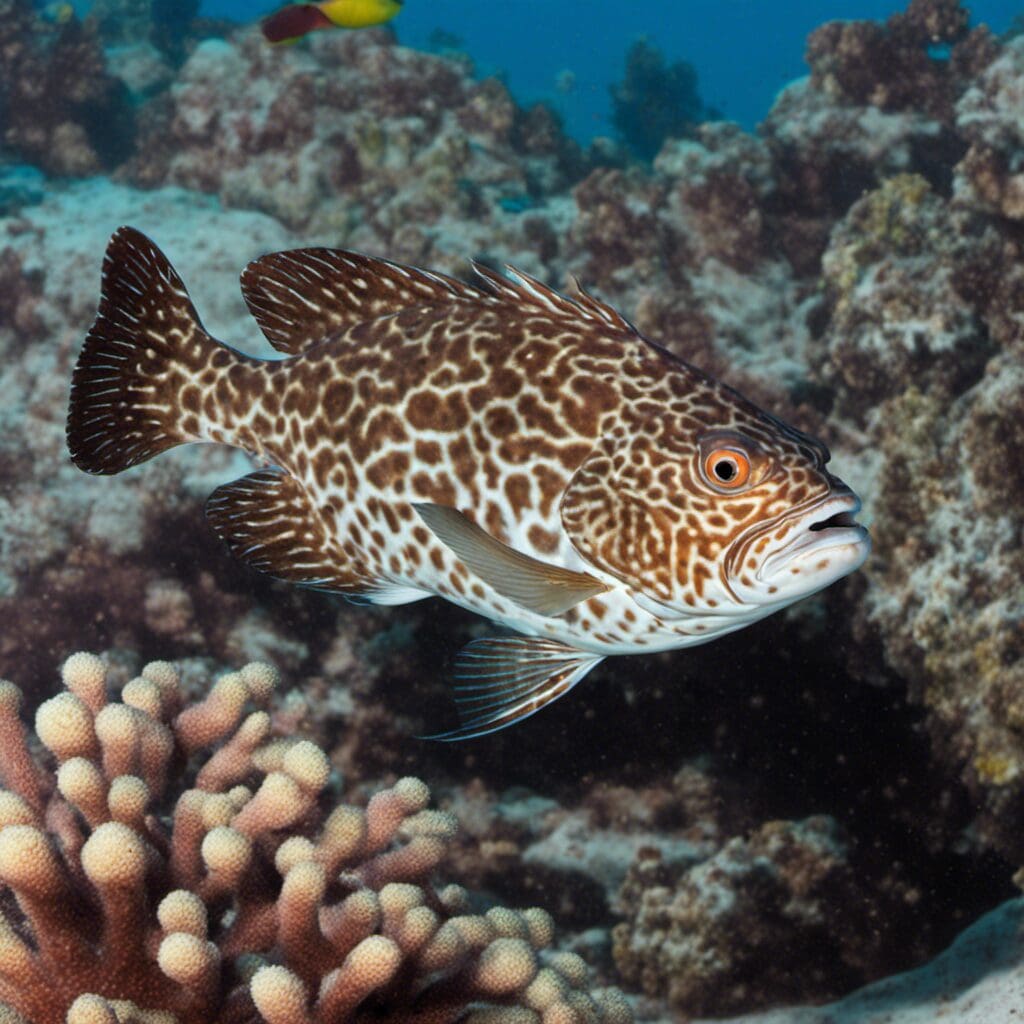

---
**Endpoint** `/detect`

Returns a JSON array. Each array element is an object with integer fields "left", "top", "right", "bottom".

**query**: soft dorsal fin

[
  {"left": 240, "top": 248, "right": 490, "bottom": 355},
  {"left": 471, "top": 262, "right": 640, "bottom": 335}
]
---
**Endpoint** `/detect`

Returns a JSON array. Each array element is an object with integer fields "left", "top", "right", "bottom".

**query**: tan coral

[{"left": 0, "top": 653, "right": 629, "bottom": 1024}]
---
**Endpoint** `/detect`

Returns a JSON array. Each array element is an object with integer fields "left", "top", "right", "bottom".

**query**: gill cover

[{"left": 560, "top": 424, "right": 691, "bottom": 609}]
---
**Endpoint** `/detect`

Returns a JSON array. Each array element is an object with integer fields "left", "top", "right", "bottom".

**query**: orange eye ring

[{"left": 703, "top": 448, "right": 751, "bottom": 490}]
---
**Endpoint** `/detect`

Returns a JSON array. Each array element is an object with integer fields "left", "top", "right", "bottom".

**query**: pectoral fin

[
  {"left": 421, "top": 637, "right": 604, "bottom": 741},
  {"left": 413, "top": 503, "right": 608, "bottom": 617}
]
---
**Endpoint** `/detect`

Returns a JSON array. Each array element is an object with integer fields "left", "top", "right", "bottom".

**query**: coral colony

[{"left": 0, "top": 654, "right": 629, "bottom": 1023}]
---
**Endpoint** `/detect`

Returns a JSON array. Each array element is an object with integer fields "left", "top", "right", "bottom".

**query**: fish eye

[
  {"left": 704, "top": 448, "right": 751, "bottom": 489},
  {"left": 697, "top": 432, "right": 759, "bottom": 493}
]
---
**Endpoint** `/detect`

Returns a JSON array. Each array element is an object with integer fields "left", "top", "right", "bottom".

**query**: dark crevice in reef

[{"left": 404, "top": 583, "right": 1017, "bottom": 987}]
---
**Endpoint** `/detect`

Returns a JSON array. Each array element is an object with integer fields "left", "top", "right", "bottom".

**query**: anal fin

[
  {"left": 422, "top": 637, "right": 604, "bottom": 741},
  {"left": 206, "top": 470, "right": 359, "bottom": 593}
]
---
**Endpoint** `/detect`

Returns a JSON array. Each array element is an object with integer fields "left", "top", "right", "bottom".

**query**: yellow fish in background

[{"left": 262, "top": 0, "right": 402, "bottom": 44}]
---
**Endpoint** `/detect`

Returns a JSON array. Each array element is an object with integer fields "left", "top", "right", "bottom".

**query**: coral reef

[
  {"left": 0, "top": 0, "right": 135, "bottom": 175},
  {"left": 818, "top": 173, "right": 991, "bottom": 415},
  {"left": 0, "top": 247, "right": 43, "bottom": 346},
  {"left": 805, "top": 0, "right": 976, "bottom": 119},
  {"left": 609, "top": 39, "right": 712, "bottom": 160},
  {"left": 612, "top": 818, "right": 884, "bottom": 1015},
  {"left": 89, "top": 0, "right": 203, "bottom": 64},
  {"left": 806, "top": 34, "right": 1024, "bottom": 862},
  {"left": 954, "top": 35, "right": 1024, "bottom": 219},
  {"left": 691, "top": 898, "right": 1024, "bottom": 1024},
  {"left": 2, "top": 1, "right": 1024, "bottom": 1020},
  {"left": 0, "top": 652, "right": 628, "bottom": 1024},
  {"left": 122, "top": 28, "right": 586, "bottom": 274}
]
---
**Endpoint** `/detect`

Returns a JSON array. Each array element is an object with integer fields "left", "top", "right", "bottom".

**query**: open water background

[{"left": 201, "top": 0, "right": 1021, "bottom": 140}]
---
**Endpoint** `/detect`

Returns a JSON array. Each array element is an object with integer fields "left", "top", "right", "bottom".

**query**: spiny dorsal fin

[
  {"left": 413, "top": 502, "right": 608, "bottom": 617},
  {"left": 569, "top": 276, "right": 638, "bottom": 333},
  {"left": 241, "top": 248, "right": 490, "bottom": 355},
  {"left": 471, "top": 262, "right": 639, "bottom": 335},
  {"left": 422, "top": 637, "right": 604, "bottom": 741}
]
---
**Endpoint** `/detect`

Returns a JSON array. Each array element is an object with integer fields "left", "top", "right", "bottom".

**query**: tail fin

[
  {"left": 261, "top": 4, "right": 332, "bottom": 44},
  {"left": 67, "top": 226, "right": 217, "bottom": 475}
]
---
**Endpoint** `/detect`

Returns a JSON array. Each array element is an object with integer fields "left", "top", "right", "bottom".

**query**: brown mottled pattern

[
  {"left": 68, "top": 228, "right": 866, "bottom": 669},
  {"left": 203, "top": 296, "right": 840, "bottom": 638}
]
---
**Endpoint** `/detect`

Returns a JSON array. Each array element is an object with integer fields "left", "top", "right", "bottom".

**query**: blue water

[{"left": 201, "top": 0, "right": 1021, "bottom": 142}]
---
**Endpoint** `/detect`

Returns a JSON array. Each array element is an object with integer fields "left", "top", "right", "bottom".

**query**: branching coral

[{"left": 0, "top": 654, "right": 629, "bottom": 1024}]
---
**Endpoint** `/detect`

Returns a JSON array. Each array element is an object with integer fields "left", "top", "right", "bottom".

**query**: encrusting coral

[{"left": 0, "top": 653, "right": 629, "bottom": 1024}]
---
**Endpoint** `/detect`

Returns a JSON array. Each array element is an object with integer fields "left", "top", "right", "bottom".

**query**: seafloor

[{"left": 1, "top": 0, "right": 1023, "bottom": 1021}]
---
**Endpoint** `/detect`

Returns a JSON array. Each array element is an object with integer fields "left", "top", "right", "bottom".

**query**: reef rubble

[{"left": 693, "top": 897, "right": 1024, "bottom": 1024}]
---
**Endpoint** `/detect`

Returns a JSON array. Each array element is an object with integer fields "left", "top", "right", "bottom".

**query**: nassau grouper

[{"left": 67, "top": 228, "right": 870, "bottom": 738}]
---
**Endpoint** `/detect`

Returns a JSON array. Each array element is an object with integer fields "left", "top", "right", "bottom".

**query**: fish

[
  {"left": 66, "top": 227, "right": 870, "bottom": 739},
  {"left": 261, "top": 0, "right": 402, "bottom": 44}
]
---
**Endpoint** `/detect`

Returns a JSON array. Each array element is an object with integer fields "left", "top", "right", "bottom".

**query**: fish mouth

[
  {"left": 809, "top": 507, "right": 861, "bottom": 531},
  {"left": 758, "top": 492, "right": 870, "bottom": 588},
  {"left": 805, "top": 493, "right": 868, "bottom": 540}
]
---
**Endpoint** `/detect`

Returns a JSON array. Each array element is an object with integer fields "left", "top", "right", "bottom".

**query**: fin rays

[
  {"left": 66, "top": 226, "right": 217, "bottom": 475},
  {"left": 413, "top": 502, "right": 608, "bottom": 617},
  {"left": 242, "top": 244, "right": 639, "bottom": 357},
  {"left": 423, "top": 637, "right": 604, "bottom": 741},
  {"left": 241, "top": 248, "right": 488, "bottom": 355},
  {"left": 205, "top": 469, "right": 355, "bottom": 591}
]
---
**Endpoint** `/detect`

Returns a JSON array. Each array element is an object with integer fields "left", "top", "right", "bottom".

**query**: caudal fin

[
  {"left": 260, "top": 4, "right": 332, "bottom": 43},
  {"left": 67, "top": 227, "right": 217, "bottom": 475}
]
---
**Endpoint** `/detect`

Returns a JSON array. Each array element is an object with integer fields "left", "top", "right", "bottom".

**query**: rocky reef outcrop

[
  {"left": 122, "top": 28, "right": 586, "bottom": 278},
  {"left": 0, "top": 0, "right": 135, "bottom": 175}
]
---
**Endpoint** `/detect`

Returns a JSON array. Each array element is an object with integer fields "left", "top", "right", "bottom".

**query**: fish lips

[{"left": 758, "top": 492, "right": 871, "bottom": 593}]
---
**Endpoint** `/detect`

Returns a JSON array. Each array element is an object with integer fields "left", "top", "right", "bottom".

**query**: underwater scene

[{"left": 2, "top": 0, "right": 1024, "bottom": 1021}]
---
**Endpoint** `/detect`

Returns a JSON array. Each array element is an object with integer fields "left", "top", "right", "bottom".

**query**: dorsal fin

[
  {"left": 240, "top": 248, "right": 489, "bottom": 355},
  {"left": 471, "top": 262, "right": 639, "bottom": 335},
  {"left": 569, "top": 277, "right": 638, "bottom": 334}
]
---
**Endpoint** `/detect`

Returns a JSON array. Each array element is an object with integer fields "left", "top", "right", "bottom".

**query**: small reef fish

[
  {"left": 261, "top": 0, "right": 402, "bottom": 44},
  {"left": 67, "top": 228, "right": 870, "bottom": 739}
]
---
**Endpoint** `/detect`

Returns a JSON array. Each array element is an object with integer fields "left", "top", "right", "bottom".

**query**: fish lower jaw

[
  {"left": 758, "top": 526, "right": 871, "bottom": 596},
  {"left": 756, "top": 491, "right": 869, "bottom": 584}
]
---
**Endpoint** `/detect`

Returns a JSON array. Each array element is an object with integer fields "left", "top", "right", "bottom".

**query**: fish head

[{"left": 560, "top": 384, "right": 870, "bottom": 630}]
